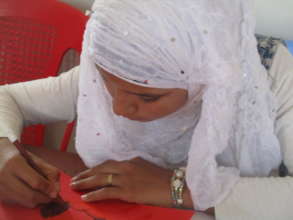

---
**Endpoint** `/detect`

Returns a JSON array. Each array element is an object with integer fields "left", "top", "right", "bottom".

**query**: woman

[{"left": 0, "top": 0, "right": 293, "bottom": 219}]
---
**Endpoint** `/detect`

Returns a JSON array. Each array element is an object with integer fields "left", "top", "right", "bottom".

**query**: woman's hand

[
  {"left": 0, "top": 138, "right": 60, "bottom": 208},
  {"left": 70, "top": 157, "right": 175, "bottom": 207}
]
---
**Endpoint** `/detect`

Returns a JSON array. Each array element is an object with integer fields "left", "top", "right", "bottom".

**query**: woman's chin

[{"left": 125, "top": 116, "right": 154, "bottom": 122}]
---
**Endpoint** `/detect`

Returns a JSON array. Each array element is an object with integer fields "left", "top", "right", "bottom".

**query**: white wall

[
  {"left": 254, "top": 0, "right": 293, "bottom": 40},
  {"left": 60, "top": 0, "right": 293, "bottom": 40},
  {"left": 60, "top": 0, "right": 94, "bottom": 12}
]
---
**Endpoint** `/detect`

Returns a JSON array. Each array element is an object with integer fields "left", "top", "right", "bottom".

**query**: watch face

[
  {"left": 175, "top": 169, "right": 184, "bottom": 178},
  {"left": 173, "top": 179, "right": 183, "bottom": 188}
]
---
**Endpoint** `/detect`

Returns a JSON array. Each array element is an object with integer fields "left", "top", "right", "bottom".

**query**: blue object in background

[{"left": 285, "top": 40, "right": 293, "bottom": 55}]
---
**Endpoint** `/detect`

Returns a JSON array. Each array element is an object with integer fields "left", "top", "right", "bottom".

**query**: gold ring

[{"left": 107, "top": 174, "right": 113, "bottom": 186}]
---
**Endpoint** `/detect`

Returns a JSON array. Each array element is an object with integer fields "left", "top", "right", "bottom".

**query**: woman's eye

[{"left": 140, "top": 96, "right": 160, "bottom": 102}]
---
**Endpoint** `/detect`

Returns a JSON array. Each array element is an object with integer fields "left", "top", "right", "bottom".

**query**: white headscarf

[{"left": 76, "top": 0, "right": 282, "bottom": 210}]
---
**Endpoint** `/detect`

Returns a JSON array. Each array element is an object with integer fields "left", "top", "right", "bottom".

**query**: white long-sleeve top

[{"left": 0, "top": 45, "right": 293, "bottom": 219}]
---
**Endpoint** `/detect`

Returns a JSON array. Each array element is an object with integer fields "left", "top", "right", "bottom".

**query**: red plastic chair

[{"left": 0, "top": 0, "right": 87, "bottom": 151}]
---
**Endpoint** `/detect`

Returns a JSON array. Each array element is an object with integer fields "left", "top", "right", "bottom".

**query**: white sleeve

[
  {"left": 0, "top": 66, "right": 79, "bottom": 142},
  {"left": 270, "top": 45, "right": 293, "bottom": 174},
  {"left": 215, "top": 45, "right": 293, "bottom": 219},
  {"left": 215, "top": 177, "right": 293, "bottom": 220}
]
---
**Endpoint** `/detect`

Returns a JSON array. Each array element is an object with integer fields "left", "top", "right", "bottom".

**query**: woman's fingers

[
  {"left": 0, "top": 139, "right": 58, "bottom": 207},
  {"left": 72, "top": 160, "right": 120, "bottom": 182},
  {"left": 1, "top": 175, "right": 51, "bottom": 208},
  {"left": 30, "top": 153, "right": 61, "bottom": 197},
  {"left": 15, "top": 157, "right": 56, "bottom": 198},
  {"left": 30, "top": 151, "right": 60, "bottom": 182},
  {"left": 71, "top": 169, "right": 93, "bottom": 182},
  {"left": 71, "top": 173, "right": 120, "bottom": 190},
  {"left": 69, "top": 158, "right": 175, "bottom": 207},
  {"left": 81, "top": 187, "right": 123, "bottom": 202}
]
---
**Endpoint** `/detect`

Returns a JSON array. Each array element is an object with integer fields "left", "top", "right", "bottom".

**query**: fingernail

[
  {"left": 81, "top": 194, "right": 89, "bottom": 201},
  {"left": 71, "top": 176, "right": 79, "bottom": 181},
  {"left": 70, "top": 182, "right": 77, "bottom": 187}
]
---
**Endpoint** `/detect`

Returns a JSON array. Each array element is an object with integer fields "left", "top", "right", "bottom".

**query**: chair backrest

[{"left": 0, "top": 0, "right": 87, "bottom": 147}]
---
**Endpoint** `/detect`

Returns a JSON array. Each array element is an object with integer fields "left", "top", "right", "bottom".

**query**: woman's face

[{"left": 97, "top": 67, "right": 188, "bottom": 122}]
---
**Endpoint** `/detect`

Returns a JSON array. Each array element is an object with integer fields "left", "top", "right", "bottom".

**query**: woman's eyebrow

[{"left": 124, "top": 90, "right": 170, "bottom": 97}]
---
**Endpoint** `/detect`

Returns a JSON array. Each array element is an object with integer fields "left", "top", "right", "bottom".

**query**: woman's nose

[{"left": 112, "top": 91, "right": 137, "bottom": 117}]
